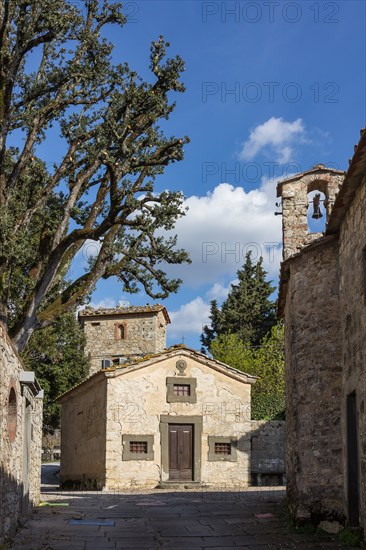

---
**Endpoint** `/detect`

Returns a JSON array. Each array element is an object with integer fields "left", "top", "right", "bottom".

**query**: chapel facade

[{"left": 58, "top": 305, "right": 258, "bottom": 489}]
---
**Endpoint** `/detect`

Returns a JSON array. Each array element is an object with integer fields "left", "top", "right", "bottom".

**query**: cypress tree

[{"left": 201, "top": 252, "right": 276, "bottom": 352}]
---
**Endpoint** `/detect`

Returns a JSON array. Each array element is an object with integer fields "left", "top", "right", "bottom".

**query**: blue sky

[{"left": 71, "top": 0, "right": 365, "bottom": 348}]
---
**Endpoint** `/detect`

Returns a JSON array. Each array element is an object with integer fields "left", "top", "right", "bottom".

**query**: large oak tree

[{"left": 0, "top": 0, "right": 190, "bottom": 351}]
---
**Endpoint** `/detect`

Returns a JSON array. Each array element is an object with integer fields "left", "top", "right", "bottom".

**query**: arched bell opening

[{"left": 307, "top": 189, "right": 326, "bottom": 234}]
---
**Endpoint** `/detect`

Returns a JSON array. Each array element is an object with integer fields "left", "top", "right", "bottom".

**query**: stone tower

[
  {"left": 79, "top": 305, "right": 170, "bottom": 376},
  {"left": 276, "top": 165, "right": 345, "bottom": 259}
]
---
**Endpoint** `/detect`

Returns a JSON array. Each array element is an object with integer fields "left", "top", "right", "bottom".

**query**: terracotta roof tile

[{"left": 79, "top": 304, "right": 170, "bottom": 324}]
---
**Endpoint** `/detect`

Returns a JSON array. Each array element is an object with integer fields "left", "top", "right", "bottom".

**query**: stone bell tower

[{"left": 276, "top": 165, "right": 345, "bottom": 260}]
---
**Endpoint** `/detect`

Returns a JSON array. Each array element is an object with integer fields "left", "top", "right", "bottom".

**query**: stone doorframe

[{"left": 159, "top": 415, "right": 203, "bottom": 482}]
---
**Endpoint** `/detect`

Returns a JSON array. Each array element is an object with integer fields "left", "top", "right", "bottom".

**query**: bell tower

[{"left": 276, "top": 165, "right": 345, "bottom": 260}]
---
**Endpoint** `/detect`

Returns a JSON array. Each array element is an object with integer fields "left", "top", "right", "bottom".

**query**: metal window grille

[
  {"left": 173, "top": 384, "right": 191, "bottom": 396},
  {"left": 214, "top": 442, "right": 231, "bottom": 455},
  {"left": 129, "top": 441, "right": 148, "bottom": 454}
]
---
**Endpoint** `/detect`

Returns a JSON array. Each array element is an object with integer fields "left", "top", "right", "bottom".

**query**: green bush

[{"left": 252, "top": 394, "right": 285, "bottom": 420}]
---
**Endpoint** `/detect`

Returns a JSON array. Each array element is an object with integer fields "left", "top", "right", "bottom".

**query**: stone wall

[
  {"left": 59, "top": 376, "right": 107, "bottom": 489},
  {"left": 283, "top": 239, "right": 344, "bottom": 520},
  {"left": 339, "top": 170, "right": 366, "bottom": 533},
  {"left": 250, "top": 421, "right": 285, "bottom": 485},
  {"left": 0, "top": 323, "right": 43, "bottom": 543},
  {"left": 82, "top": 310, "right": 167, "bottom": 376}
]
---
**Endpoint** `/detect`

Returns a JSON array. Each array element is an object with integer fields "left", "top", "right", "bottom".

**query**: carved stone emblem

[{"left": 176, "top": 359, "right": 187, "bottom": 376}]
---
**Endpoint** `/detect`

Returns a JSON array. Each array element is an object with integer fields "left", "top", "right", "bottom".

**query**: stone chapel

[{"left": 58, "top": 305, "right": 257, "bottom": 489}]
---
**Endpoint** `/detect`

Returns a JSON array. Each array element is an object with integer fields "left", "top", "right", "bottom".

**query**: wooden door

[
  {"left": 168, "top": 424, "right": 193, "bottom": 481},
  {"left": 347, "top": 392, "right": 360, "bottom": 526}
]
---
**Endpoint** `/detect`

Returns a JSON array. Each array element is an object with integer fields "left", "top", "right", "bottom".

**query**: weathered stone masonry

[
  {"left": 80, "top": 305, "right": 169, "bottom": 376},
  {"left": 278, "top": 131, "right": 366, "bottom": 533},
  {"left": 282, "top": 238, "right": 343, "bottom": 519},
  {"left": 0, "top": 322, "right": 43, "bottom": 543}
]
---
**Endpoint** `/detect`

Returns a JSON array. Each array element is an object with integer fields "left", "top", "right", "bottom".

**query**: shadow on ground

[{"left": 10, "top": 483, "right": 353, "bottom": 550}]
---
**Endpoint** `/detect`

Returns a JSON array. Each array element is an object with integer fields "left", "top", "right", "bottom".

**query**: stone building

[
  {"left": 79, "top": 305, "right": 170, "bottom": 376},
  {"left": 277, "top": 129, "right": 366, "bottom": 532},
  {"left": 0, "top": 322, "right": 43, "bottom": 543},
  {"left": 58, "top": 306, "right": 258, "bottom": 489}
]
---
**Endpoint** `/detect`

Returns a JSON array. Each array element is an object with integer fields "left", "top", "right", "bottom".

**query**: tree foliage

[
  {"left": 210, "top": 324, "right": 285, "bottom": 420},
  {"left": 201, "top": 252, "right": 276, "bottom": 352},
  {"left": 22, "top": 312, "right": 89, "bottom": 433},
  {"left": 0, "top": 0, "right": 190, "bottom": 351}
]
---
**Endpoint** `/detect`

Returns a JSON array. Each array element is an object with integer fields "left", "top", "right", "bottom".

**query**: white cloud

[
  {"left": 165, "top": 178, "right": 282, "bottom": 288},
  {"left": 239, "top": 117, "right": 305, "bottom": 163},
  {"left": 90, "top": 297, "right": 118, "bottom": 309},
  {"left": 206, "top": 280, "right": 238, "bottom": 302},
  {"left": 168, "top": 297, "right": 210, "bottom": 339}
]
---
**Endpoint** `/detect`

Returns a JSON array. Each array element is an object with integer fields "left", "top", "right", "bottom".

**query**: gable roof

[
  {"left": 276, "top": 164, "right": 345, "bottom": 197},
  {"left": 57, "top": 345, "right": 258, "bottom": 403},
  {"left": 326, "top": 128, "right": 366, "bottom": 234},
  {"left": 79, "top": 304, "right": 170, "bottom": 324}
]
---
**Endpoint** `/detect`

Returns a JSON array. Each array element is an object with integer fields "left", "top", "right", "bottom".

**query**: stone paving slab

[{"left": 10, "top": 488, "right": 353, "bottom": 549}]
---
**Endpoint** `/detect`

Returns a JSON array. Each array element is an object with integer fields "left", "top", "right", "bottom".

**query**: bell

[{"left": 312, "top": 193, "right": 323, "bottom": 219}]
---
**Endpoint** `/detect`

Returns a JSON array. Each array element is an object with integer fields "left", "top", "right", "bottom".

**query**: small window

[
  {"left": 173, "top": 384, "right": 191, "bottom": 397},
  {"left": 91, "top": 322, "right": 100, "bottom": 326},
  {"left": 214, "top": 442, "right": 231, "bottom": 455},
  {"left": 122, "top": 435, "right": 154, "bottom": 461},
  {"left": 8, "top": 386, "right": 17, "bottom": 443},
  {"left": 115, "top": 322, "right": 127, "bottom": 341},
  {"left": 208, "top": 436, "right": 237, "bottom": 462},
  {"left": 166, "top": 377, "right": 197, "bottom": 403},
  {"left": 130, "top": 441, "right": 148, "bottom": 454}
]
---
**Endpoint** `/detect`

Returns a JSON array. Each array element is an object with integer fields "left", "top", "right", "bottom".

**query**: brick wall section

[
  {"left": 0, "top": 323, "right": 43, "bottom": 543},
  {"left": 339, "top": 171, "right": 366, "bottom": 534},
  {"left": 284, "top": 239, "right": 344, "bottom": 520}
]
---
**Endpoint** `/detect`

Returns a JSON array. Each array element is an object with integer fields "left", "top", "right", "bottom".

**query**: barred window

[
  {"left": 208, "top": 436, "right": 237, "bottom": 461},
  {"left": 173, "top": 384, "right": 191, "bottom": 396},
  {"left": 214, "top": 442, "right": 231, "bottom": 455},
  {"left": 129, "top": 441, "right": 148, "bottom": 454},
  {"left": 123, "top": 435, "right": 154, "bottom": 460},
  {"left": 166, "top": 377, "right": 197, "bottom": 403}
]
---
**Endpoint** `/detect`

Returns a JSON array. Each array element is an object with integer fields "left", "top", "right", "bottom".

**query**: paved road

[
  {"left": 40, "top": 462, "right": 60, "bottom": 492},
  {"left": 11, "top": 484, "right": 350, "bottom": 549}
]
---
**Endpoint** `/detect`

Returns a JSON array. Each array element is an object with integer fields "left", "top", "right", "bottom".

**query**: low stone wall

[
  {"left": 0, "top": 323, "right": 43, "bottom": 543},
  {"left": 250, "top": 421, "right": 286, "bottom": 486}
]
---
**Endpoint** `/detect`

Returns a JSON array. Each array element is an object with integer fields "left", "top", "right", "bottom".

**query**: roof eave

[{"left": 326, "top": 129, "right": 366, "bottom": 234}]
